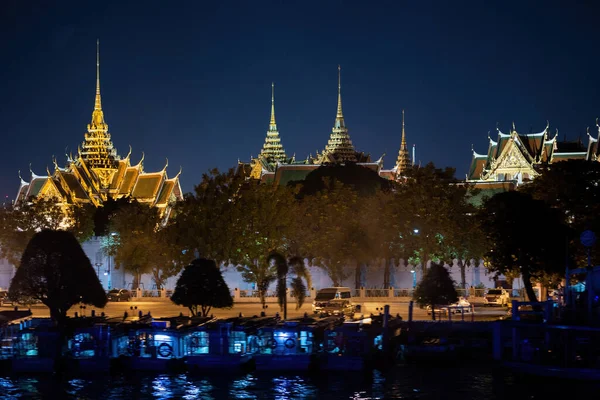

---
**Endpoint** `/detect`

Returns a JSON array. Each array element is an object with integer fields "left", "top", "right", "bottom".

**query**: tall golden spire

[
  {"left": 89, "top": 39, "right": 107, "bottom": 130},
  {"left": 95, "top": 39, "right": 102, "bottom": 111},
  {"left": 401, "top": 109, "right": 406, "bottom": 147},
  {"left": 323, "top": 65, "right": 355, "bottom": 162},
  {"left": 269, "top": 82, "right": 277, "bottom": 130},
  {"left": 395, "top": 109, "right": 411, "bottom": 176},
  {"left": 335, "top": 65, "right": 344, "bottom": 128},
  {"left": 258, "top": 82, "right": 287, "bottom": 163}
]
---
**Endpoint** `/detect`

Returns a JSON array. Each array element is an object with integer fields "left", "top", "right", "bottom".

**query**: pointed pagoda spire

[
  {"left": 80, "top": 39, "right": 118, "bottom": 171},
  {"left": 269, "top": 82, "right": 277, "bottom": 130},
  {"left": 95, "top": 39, "right": 102, "bottom": 111},
  {"left": 322, "top": 65, "right": 355, "bottom": 163},
  {"left": 395, "top": 110, "right": 411, "bottom": 176},
  {"left": 335, "top": 64, "right": 345, "bottom": 129},
  {"left": 88, "top": 39, "right": 107, "bottom": 131},
  {"left": 258, "top": 82, "right": 287, "bottom": 163}
]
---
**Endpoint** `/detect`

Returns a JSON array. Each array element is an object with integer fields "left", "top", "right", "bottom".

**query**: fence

[{"left": 121, "top": 287, "right": 535, "bottom": 303}]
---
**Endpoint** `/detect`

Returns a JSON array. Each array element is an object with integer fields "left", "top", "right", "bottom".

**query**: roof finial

[
  {"left": 95, "top": 39, "right": 101, "bottom": 111},
  {"left": 546, "top": 120, "right": 550, "bottom": 130},
  {"left": 336, "top": 65, "right": 343, "bottom": 119},
  {"left": 162, "top": 158, "right": 169, "bottom": 172},
  {"left": 496, "top": 122, "right": 500, "bottom": 132},
  {"left": 401, "top": 109, "right": 406, "bottom": 146},
  {"left": 512, "top": 121, "right": 516, "bottom": 132},
  {"left": 269, "top": 82, "right": 277, "bottom": 129}
]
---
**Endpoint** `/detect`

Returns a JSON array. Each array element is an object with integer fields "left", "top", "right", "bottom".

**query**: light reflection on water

[{"left": 1, "top": 366, "right": 599, "bottom": 399}]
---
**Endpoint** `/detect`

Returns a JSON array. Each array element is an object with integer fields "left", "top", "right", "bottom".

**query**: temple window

[{"left": 497, "top": 174, "right": 505, "bottom": 181}]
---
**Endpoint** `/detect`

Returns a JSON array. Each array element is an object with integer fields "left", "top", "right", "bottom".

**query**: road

[{"left": 1, "top": 300, "right": 508, "bottom": 321}]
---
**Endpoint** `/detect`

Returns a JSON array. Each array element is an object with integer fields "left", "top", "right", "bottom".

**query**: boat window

[
  {"left": 186, "top": 331, "right": 209, "bottom": 355},
  {"left": 487, "top": 289, "right": 502, "bottom": 295},
  {"left": 228, "top": 331, "right": 246, "bottom": 354}
]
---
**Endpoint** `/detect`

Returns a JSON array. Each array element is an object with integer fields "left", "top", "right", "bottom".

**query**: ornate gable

[{"left": 483, "top": 138, "right": 538, "bottom": 181}]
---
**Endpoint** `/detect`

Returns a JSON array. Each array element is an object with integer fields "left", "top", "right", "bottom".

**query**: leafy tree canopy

[
  {"left": 0, "top": 198, "right": 94, "bottom": 266},
  {"left": 413, "top": 263, "right": 458, "bottom": 320},
  {"left": 522, "top": 159, "right": 600, "bottom": 267},
  {"left": 170, "top": 258, "right": 233, "bottom": 317},
  {"left": 479, "top": 190, "right": 571, "bottom": 302},
  {"left": 293, "top": 163, "right": 393, "bottom": 198},
  {"left": 104, "top": 200, "right": 183, "bottom": 290},
  {"left": 8, "top": 229, "right": 107, "bottom": 325}
]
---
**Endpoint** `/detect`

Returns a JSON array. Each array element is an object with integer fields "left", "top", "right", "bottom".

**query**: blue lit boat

[{"left": 182, "top": 316, "right": 277, "bottom": 372}]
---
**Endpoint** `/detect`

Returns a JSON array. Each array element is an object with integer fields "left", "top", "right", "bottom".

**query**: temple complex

[
  {"left": 243, "top": 66, "right": 412, "bottom": 184},
  {"left": 466, "top": 122, "right": 596, "bottom": 197},
  {"left": 15, "top": 41, "right": 183, "bottom": 216}
]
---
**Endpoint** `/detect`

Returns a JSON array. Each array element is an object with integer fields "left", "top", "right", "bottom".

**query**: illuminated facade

[
  {"left": 466, "top": 122, "right": 597, "bottom": 196},
  {"left": 15, "top": 41, "right": 183, "bottom": 215},
  {"left": 244, "top": 66, "right": 412, "bottom": 184}
]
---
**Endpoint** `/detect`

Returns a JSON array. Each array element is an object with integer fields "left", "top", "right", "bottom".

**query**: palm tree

[{"left": 268, "top": 252, "right": 312, "bottom": 320}]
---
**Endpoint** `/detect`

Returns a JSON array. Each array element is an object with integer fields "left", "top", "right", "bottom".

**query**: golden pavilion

[{"left": 15, "top": 41, "right": 183, "bottom": 215}]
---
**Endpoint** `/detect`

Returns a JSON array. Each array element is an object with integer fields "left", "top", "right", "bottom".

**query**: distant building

[
  {"left": 240, "top": 66, "right": 413, "bottom": 184},
  {"left": 5, "top": 41, "right": 184, "bottom": 291},
  {"left": 466, "top": 122, "right": 596, "bottom": 203},
  {"left": 15, "top": 41, "right": 183, "bottom": 215}
]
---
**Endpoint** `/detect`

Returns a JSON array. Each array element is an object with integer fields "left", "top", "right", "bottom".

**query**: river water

[{"left": 0, "top": 365, "right": 597, "bottom": 399}]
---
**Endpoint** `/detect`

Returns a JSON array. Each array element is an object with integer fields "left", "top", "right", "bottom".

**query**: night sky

[{"left": 2, "top": 1, "right": 600, "bottom": 198}]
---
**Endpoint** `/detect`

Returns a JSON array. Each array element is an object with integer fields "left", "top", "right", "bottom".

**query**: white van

[{"left": 312, "top": 287, "right": 356, "bottom": 316}]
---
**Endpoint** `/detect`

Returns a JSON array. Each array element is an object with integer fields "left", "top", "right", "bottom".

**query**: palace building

[
  {"left": 241, "top": 66, "right": 413, "bottom": 185},
  {"left": 466, "top": 122, "right": 598, "bottom": 197},
  {"left": 15, "top": 41, "right": 183, "bottom": 215}
]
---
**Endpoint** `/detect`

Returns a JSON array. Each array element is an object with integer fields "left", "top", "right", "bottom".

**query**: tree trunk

[
  {"left": 522, "top": 269, "right": 538, "bottom": 303},
  {"left": 459, "top": 259, "right": 467, "bottom": 290},
  {"left": 431, "top": 303, "right": 436, "bottom": 321},
  {"left": 383, "top": 258, "right": 390, "bottom": 288},
  {"left": 355, "top": 261, "right": 361, "bottom": 290}
]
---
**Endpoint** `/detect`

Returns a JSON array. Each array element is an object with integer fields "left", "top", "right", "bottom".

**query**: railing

[{"left": 237, "top": 290, "right": 312, "bottom": 298}]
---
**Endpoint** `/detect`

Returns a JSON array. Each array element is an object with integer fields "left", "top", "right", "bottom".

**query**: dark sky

[{"left": 2, "top": 0, "right": 600, "bottom": 198}]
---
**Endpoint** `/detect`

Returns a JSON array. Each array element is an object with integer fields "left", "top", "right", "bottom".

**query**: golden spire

[
  {"left": 335, "top": 65, "right": 344, "bottom": 127},
  {"left": 401, "top": 109, "right": 406, "bottom": 147},
  {"left": 269, "top": 82, "right": 277, "bottom": 130},
  {"left": 95, "top": 39, "right": 102, "bottom": 111}
]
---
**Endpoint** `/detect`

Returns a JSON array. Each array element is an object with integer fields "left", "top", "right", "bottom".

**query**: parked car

[
  {"left": 426, "top": 297, "right": 472, "bottom": 315},
  {"left": 107, "top": 289, "right": 131, "bottom": 302},
  {"left": 312, "top": 287, "right": 357, "bottom": 317}
]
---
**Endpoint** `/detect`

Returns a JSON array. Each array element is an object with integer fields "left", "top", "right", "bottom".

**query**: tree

[
  {"left": 413, "top": 263, "right": 458, "bottom": 320},
  {"left": 170, "top": 258, "right": 233, "bottom": 317},
  {"left": 395, "top": 163, "right": 471, "bottom": 272},
  {"left": 170, "top": 168, "right": 246, "bottom": 264},
  {"left": 268, "top": 252, "right": 312, "bottom": 319},
  {"left": 104, "top": 200, "right": 183, "bottom": 290},
  {"left": 0, "top": 198, "right": 94, "bottom": 266},
  {"left": 8, "top": 229, "right": 107, "bottom": 325},
  {"left": 522, "top": 159, "right": 600, "bottom": 268},
  {"left": 231, "top": 181, "right": 298, "bottom": 307},
  {"left": 479, "top": 191, "right": 570, "bottom": 302}
]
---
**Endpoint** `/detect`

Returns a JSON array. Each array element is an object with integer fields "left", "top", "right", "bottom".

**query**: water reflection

[{"left": 1, "top": 366, "right": 599, "bottom": 399}]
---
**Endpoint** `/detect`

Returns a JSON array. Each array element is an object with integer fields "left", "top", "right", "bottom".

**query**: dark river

[{"left": 0, "top": 365, "right": 596, "bottom": 399}]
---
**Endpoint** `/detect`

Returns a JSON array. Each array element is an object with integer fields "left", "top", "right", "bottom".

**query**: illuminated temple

[
  {"left": 466, "top": 122, "right": 599, "bottom": 196},
  {"left": 15, "top": 42, "right": 183, "bottom": 215},
  {"left": 242, "top": 66, "right": 413, "bottom": 184}
]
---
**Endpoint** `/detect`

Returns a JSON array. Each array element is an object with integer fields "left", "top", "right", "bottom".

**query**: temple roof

[{"left": 132, "top": 172, "right": 165, "bottom": 200}]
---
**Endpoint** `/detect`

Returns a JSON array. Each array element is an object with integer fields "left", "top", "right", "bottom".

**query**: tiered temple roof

[
  {"left": 16, "top": 41, "right": 183, "bottom": 216},
  {"left": 467, "top": 121, "right": 598, "bottom": 189},
  {"left": 243, "top": 66, "right": 401, "bottom": 184},
  {"left": 393, "top": 110, "right": 411, "bottom": 178}
]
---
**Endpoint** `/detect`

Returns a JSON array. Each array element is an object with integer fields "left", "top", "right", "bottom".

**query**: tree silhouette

[
  {"left": 413, "top": 263, "right": 458, "bottom": 320},
  {"left": 268, "top": 252, "right": 312, "bottom": 319},
  {"left": 8, "top": 229, "right": 107, "bottom": 326},
  {"left": 479, "top": 191, "right": 570, "bottom": 302},
  {"left": 170, "top": 258, "right": 233, "bottom": 317}
]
